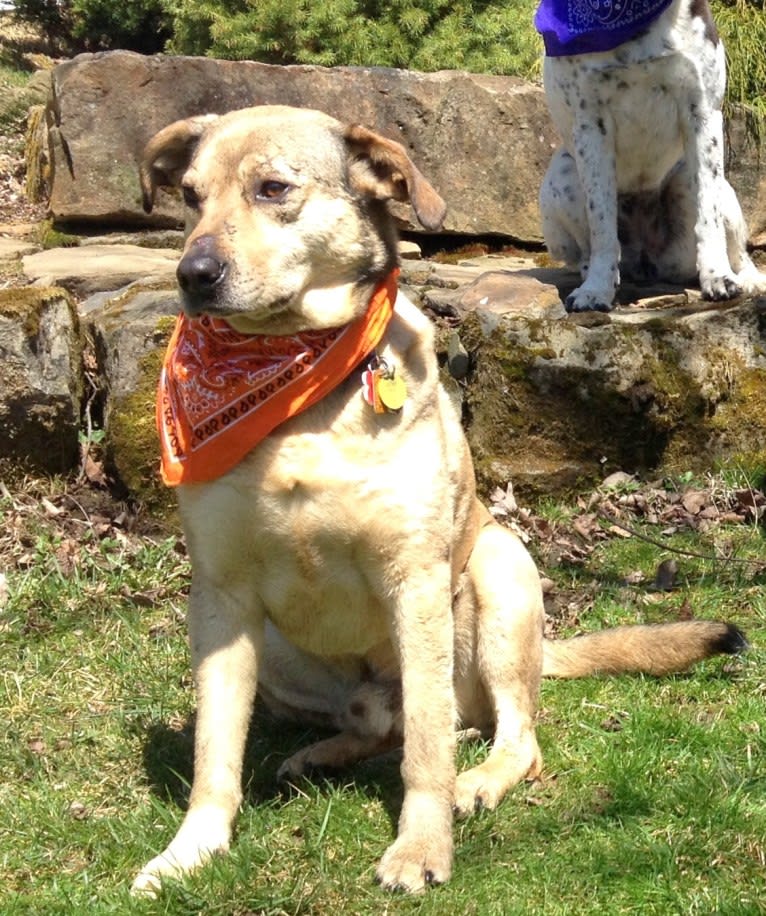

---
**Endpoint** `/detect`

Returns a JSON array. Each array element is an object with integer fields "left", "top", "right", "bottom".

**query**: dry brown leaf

[{"left": 681, "top": 489, "right": 709, "bottom": 515}]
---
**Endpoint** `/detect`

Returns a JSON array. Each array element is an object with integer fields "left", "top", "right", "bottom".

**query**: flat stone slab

[
  {"left": 0, "top": 236, "right": 39, "bottom": 260},
  {"left": 22, "top": 243, "right": 179, "bottom": 296}
]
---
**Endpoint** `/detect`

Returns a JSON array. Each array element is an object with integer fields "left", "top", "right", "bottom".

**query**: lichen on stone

[{"left": 103, "top": 317, "right": 177, "bottom": 517}]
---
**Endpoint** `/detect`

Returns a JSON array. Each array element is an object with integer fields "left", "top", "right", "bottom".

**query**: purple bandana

[{"left": 535, "top": 0, "right": 675, "bottom": 56}]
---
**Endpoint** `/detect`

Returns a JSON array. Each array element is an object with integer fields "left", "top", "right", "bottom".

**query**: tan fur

[{"left": 132, "top": 106, "right": 745, "bottom": 897}]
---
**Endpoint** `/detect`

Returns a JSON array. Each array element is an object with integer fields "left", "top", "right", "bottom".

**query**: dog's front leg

[
  {"left": 677, "top": 56, "right": 741, "bottom": 300},
  {"left": 564, "top": 106, "right": 621, "bottom": 313},
  {"left": 132, "top": 577, "right": 262, "bottom": 896},
  {"left": 691, "top": 109, "right": 741, "bottom": 300},
  {"left": 376, "top": 568, "right": 456, "bottom": 893}
]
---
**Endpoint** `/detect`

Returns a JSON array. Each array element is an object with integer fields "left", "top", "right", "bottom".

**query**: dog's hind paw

[
  {"left": 453, "top": 741, "right": 542, "bottom": 817},
  {"left": 131, "top": 867, "right": 165, "bottom": 899},
  {"left": 735, "top": 267, "right": 766, "bottom": 297}
]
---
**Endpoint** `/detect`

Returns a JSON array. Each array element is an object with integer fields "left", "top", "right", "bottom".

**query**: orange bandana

[{"left": 156, "top": 271, "right": 399, "bottom": 486}]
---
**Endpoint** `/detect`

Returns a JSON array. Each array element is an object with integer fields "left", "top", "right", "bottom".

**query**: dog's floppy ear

[
  {"left": 139, "top": 114, "right": 219, "bottom": 213},
  {"left": 344, "top": 124, "right": 447, "bottom": 231}
]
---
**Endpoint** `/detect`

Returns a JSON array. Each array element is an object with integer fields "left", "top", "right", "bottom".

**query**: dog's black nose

[
  {"left": 177, "top": 235, "right": 227, "bottom": 300},
  {"left": 177, "top": 253, "right": 226, "bottom": 296}
]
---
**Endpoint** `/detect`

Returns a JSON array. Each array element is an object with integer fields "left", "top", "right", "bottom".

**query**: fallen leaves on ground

[
  {"left": 0, "top": 477, "right": 185, "bottom": 605},
  {"left": 490, "top": 471, "right": 766, "bottom": 636}
]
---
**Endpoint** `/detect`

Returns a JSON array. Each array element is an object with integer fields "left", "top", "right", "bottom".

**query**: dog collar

[
  {"left": 534, "top": 0, "right": 675, "bottom": 56},
  {"left": 157, "top": 270, "right": 399, "bottom": 486}
]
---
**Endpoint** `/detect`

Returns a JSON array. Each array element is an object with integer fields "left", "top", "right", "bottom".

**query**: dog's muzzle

[{"left": 177, "top": 234, "right": 227, "bottom": 307}]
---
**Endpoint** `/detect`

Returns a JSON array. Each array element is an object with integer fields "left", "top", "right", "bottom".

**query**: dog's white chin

[{"left": 225, "top": 281, "right": 366, "bottom": 335}]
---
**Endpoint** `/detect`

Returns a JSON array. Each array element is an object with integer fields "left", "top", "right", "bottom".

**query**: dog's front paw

[
  {"left": 376, "top": 832, "right": 453, "bottom": 893},
  {"left": 565, "top": 285, "right": 615, "bottom": 313},
  {"left": 131, "top": 809, "right": 231, "bottom": 897},
  {"left": 700, "top": 272, "right": 742, "bottom": 302}
]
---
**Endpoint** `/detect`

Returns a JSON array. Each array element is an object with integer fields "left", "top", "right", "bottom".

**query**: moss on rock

[
  {"left": 106, "top": 337, "right": 176, "bottom": 517},
  {"left": 455, "top": 298, "right": 766, "bottom": 499}
]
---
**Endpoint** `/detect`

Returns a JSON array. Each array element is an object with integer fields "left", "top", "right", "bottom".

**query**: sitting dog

[
  {"left": 536, "top": 0, "right": 766, "bottom": 312},
  {"left": 133, "top": 105, "right": 746, "bottom": 895}
]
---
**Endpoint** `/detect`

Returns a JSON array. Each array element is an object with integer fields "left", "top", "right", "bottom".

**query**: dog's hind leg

[
  {"left": 278, "top": 731, "right": 400, "bottom": 780},
  {"left": 277, "top": 680, "right": 402, "bottom": 780},
  {"left": 655, "top": 152, "right": 766, "bottom": 295},
  {"left": 453, "top": 524, "right": 543, "bottom": 816},
  {"left": 721, "top": 179, "right": 766, "bottom": 295}
]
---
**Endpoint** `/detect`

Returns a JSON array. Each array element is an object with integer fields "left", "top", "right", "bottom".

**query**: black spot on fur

[
  {"left": 690, "top": 0, "right": 719, "bottom": 44},
  {"left": 712, "top": 623, "right": 749, "bottom": 655},
  {"left": 385, "top": 690, "right": 400, "bottom": 713},
  {"left": 349, "top": 700, "right": 366, "bottom": 718}
]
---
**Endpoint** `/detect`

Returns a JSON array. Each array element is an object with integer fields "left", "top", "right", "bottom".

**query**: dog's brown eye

[
  {"left": 256, "top": 180, "right": 290, "bottom": 201},
  {"left": 182, "top": 186, "right": 200, "bottom": 209}
]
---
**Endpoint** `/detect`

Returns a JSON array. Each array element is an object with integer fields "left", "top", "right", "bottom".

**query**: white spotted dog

[{"left": 536, "top": 0, "right": 766, "bottom": 313}]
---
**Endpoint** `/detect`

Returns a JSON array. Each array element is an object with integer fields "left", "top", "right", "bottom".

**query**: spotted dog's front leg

[
  {"left": 693, "top": 107, "right": 742, "bottom": 301},
  {"left": 375, "top": 567, "right": 456, "bottom": 893},
  {"left": 676, "top": 48, "right": 741, "bottom": 301},
  {"left": 563, "top": 107, "right": 621, "bottom": 313}
]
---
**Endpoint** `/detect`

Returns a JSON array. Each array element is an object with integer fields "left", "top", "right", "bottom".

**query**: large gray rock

[
  {"left": 47, "top": 51, "right": 557, "bottom": 240},
  {"left": 725, "top": 116, "right": 766, "bottom": 243},
  {"left": 450, "top": 283, "right": 766, "bottom": 495},
  {"left": 43, "top": 51, "right": 766, "bottom": 246},
  {"left": 73, "top": 259, "right": 766, "bottom": 506},
  {"left": 0, "top": 287, "right": 82, "bottom": 475}
]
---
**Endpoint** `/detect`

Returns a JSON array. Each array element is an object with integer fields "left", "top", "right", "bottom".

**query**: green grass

[
  {"left": 0, "top": 63, "right": 32, "bottom": 141},
  {"left": 0, "top": 476, "right": 764, "bottom": 914}
]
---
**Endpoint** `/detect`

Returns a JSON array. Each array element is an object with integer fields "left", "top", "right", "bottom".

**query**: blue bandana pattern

[{"left": 535, "top": 0, "right": 676, "bottom": 56}]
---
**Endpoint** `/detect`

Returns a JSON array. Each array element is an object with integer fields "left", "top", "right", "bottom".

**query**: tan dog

[{"left": 134, "top": 105, "right": 746, "bottom": 896}]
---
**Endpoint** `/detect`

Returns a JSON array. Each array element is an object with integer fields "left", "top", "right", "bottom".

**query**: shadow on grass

[{"left": 138, "top": 699, "right": 404, "bottom": 829}]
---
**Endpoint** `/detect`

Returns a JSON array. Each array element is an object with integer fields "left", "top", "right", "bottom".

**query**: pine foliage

[
  {"left": 10, "top": 0, "right": 766, "bottom": 118},
  {"left": 166, "top": 0, "right": 543, "bottom": 80}
]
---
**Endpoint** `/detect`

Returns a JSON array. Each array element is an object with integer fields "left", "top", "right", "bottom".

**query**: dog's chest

[
  {"left": 546, "top": 58, "right": 689, "bottom": 190},
  {"left": 184, "top": 407, "right": 449, "bottom": 659}
]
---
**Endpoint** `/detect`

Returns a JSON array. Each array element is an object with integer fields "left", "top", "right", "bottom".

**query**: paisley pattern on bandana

[
  {"left": 535, "top": 0, "right": 675, "bottom": 56},
  {"left": 157, "top": 271, "right": 399, "bottom": 486}
]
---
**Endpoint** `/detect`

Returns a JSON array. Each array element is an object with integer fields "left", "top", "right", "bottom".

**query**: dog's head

[{"left": 140, "top": 106, "right": 446, "bottom": 333}]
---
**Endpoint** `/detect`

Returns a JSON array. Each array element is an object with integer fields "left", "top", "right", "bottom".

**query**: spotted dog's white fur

[{"left": 539, "top": 0, "right": 766, "bottom": 312}]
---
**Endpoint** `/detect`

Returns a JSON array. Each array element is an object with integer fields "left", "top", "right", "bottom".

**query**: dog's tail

[{"left": 542, "top": 620, "right": 747, "bottom": 678}]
